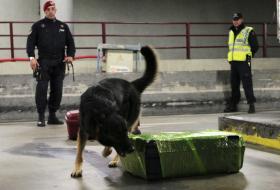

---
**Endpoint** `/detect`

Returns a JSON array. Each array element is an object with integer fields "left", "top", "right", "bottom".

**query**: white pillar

[{"left": 40, "top": 0, "right": 73, "bottom": 22}]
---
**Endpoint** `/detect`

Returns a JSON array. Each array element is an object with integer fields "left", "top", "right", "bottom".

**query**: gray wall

[
  {"left": 0, "top": 0, "right": 39, "bottom": 21},
  {"left": 3, "top": 0, "right": 272, "bottom": 24},
  {"left": 0, "top": 0, "right": 278, "bottom": 59},
  {"left": 1, "top": 58, "right": 280, "bottom": 121},
  {"left": 73, "top": 0, "right": 275, "bottom": 22},
  {"left": 73, "top": 0, "right": 278, "bottom": 59},
  {"left": 0, "top": 0, "right": 40, "bottom": 59}
]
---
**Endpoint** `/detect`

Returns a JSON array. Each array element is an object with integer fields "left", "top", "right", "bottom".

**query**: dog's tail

[{"left": 132, "top": 46, "right": 158, "bottom": 93}]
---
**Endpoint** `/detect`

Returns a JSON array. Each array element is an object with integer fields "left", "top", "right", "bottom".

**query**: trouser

[
  {"left": 230, "top": 61, "right": 256, "bottom": 105},
  {"left": 35, "top": 59, "right": 65, "bottom": 115}
]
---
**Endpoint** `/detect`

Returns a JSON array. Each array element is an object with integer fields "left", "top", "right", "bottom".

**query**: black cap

[{"left": 232, "top": 13, "right": 243, "bottom": 20}]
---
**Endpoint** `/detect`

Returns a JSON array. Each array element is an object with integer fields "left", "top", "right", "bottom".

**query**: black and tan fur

[{"left": 71, "top": 46, "right": 158, "bottom": 178}]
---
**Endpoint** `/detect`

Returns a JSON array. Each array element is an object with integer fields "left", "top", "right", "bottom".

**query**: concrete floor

[{"left": 0, "top": 113, "right": 280, "bottom": 190}]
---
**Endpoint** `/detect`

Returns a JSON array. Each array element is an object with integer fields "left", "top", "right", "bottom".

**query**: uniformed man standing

[
  {"left": 27, "top": 1, "right": 76, "bottom": 127},
  {"left": 224, "top": 13, "right": 259, "bottom": 114}
]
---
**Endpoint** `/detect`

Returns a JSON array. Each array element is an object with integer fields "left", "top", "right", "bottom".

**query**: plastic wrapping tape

[{"left": 120, "top": 131, "right": 245, "bottom": 180}]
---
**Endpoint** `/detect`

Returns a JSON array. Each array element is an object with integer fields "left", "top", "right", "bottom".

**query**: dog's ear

[
  {"left": 97, "top": 114, "right": 124, "bottom": 146},
  {"left": 108, "top": 113, "right": 127, "bottom": 132}
]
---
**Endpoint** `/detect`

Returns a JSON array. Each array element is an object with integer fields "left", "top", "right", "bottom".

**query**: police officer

[
  {"left": 26, "top": 1, "right": 75, "bottom": 127},
  {"left": 224, "top": 13, "right": 259, "bottom": 114}
]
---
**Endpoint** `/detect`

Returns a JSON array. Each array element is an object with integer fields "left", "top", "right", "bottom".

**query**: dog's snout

[{"left": 117, "top": 145, "right": 134, "bottom": 157}]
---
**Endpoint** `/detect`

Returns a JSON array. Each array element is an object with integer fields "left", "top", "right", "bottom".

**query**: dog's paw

[
  {"left": 108, "top": 161, "right": 118, "bottom": 168},
  {"left": 71, "top": 169, "right": 82, "bottom": 178},
  {"left": 102, "top": 147, "right": 112, "bottom": 158}
]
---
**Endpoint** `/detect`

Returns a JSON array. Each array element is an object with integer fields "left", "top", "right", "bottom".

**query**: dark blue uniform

[
  {"left": 225, "top": 23, "right": 259, "bottom": 113},
  {"left": 26, "top": 17, "right": 75, "bottom": 116},
  {"left": 229, "top": 23, "right": 259, "bottom": 105}
]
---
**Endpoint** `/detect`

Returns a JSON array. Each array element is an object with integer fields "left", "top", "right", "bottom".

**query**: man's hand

[
  {"left": 64, "top": 56, "right": 73, "bottom": 63},
  {"left": 30, "top": 58, "right": 39, "bottom": 71}
]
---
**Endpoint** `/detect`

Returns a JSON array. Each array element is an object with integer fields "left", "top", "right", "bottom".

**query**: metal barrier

[{"left": 0, "top": 21, "right": 279, "bottom": 60}]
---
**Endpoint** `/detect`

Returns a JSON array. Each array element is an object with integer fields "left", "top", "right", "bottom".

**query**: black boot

[
  {"left": 37, "top": 113, "right": 46, "bottom": 127},
  {"left": 47, "top": 112, "right": 64, "bottom": 125},
  {"left": 224, "top": 103, "right": 238, "bottom": 113},
  {"left": 248, "top": 104, "right": 255, "bottom": 114},
  {"left": 131, "top": 121, "right": 141, "bottom": 135},
  {"left": 132, "top": 128, "right": 141, "bottom": 135}
]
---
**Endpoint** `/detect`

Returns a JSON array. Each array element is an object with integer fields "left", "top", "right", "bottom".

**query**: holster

[{"left": 246, "top": 55, "right": 252, "bottom": 69}]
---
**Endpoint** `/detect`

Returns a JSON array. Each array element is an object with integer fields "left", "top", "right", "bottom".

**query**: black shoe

[
  {"left": 48, "top": 113, "right": 64, "bottom": 125},
  {"left": 248, "top": 104, "right": 255, "bottom": 114},
  {"left": 224, "top": 105, "right": 238, "bottom": 113},
  {"left": 37, "top": 120, "right": 46, "bottom": 127},
  {"left": 132, "top": 128, "right": 141, "bottom": 135},
  {"left": 37, "top": 114, "right": 45, "bottom": 127},
  {"left": 131, "top": 121, "right": 141, "bottom": 135}
]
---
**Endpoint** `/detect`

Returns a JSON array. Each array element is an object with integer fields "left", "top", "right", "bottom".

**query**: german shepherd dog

[{"left": 71, "top": 46, "right": 158, "bottom": 178}]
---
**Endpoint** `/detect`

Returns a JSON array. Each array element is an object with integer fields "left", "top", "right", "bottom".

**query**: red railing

[{"left": 0, "top": 21, "right": 279, "bottom": 61}]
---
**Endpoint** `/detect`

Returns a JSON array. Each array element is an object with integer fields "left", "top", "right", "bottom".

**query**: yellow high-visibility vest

[{"left": 228, "top": 26, "right": 253, "bottom": 62}]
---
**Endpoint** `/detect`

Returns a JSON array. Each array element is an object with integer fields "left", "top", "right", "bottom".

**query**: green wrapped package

[{"left": 120, "top": 131, "right": 245, "bottom": 180}]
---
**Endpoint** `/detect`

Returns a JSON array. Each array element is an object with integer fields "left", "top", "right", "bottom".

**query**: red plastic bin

[{"left": 65, "top": 110, "right": 80, "bottom": 140}]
